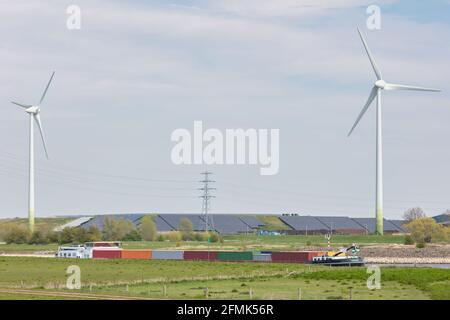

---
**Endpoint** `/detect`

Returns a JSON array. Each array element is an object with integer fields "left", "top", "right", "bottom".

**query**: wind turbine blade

[
  {"left": 11, "top": 101, "right": 32, "bottom": 108},
  {"left": 39, "top": 71, "right": 55, "bottom": 105},
  {"left": 348, "top": 86, "right": 378, "bottom": 137},
  {"left": 384, "top": 83, "right": 441, "bottom": 92},
  {"left": 357, "top": 27, "right": 382, "bottom": 80},
  {"left": 33, "top": 113, "right": 49, "bottom": 159}
]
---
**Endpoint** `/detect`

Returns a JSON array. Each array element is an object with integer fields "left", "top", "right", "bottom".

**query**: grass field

[
  {"left": 91, "top": 276, "right": 428, "bottom": 300},
  {"left": 0, "top": 234, "right": 406, "bottom": 253},
  {"left": 256, "top": 216, "right": 291, "bottom": 231},
  {"left": 0, "top": 291, "right": 80, "bottom": 300},
  {"left": 0, "top": 256, "right": 448, "bottom": 300},
  {"left": 1, "top": 228, "right": 445, "bottom": 300}
]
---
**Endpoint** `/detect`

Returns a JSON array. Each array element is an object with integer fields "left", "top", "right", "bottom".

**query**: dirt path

[
  {"left": 0, "top": 288, "right": 157, "bottom": 300},
  {"left": 0, "top": 253, "right": 55, "bottom": 258}
]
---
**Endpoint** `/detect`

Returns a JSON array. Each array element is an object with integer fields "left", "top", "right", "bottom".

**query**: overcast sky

[{"left": 0, "top": 0, "right": 449, "bottom": 219}]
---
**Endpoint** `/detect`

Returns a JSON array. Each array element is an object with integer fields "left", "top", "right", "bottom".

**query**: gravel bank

[
  {"left": 365, "top": 257, "right": 450, "bottom": 264},
  {"left": 360, "top": 244, "right": 450, "bottom": 258}
]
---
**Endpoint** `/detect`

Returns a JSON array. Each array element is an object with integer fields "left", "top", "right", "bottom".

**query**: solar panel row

[
  {"left": 158, "top": 214, "right": 208, "bottom": 232},
  {"left": 137, "top": 215, "right": 174, "bottom": 232},
  {"left": 206, "top": 215, "right": 253, "bottom": 234},
  {"left": 433, "top": 214, "right": 450, "bottom": 224},
  {"left": 80, "top": 214, "right": 144, "bottom": 230},
  {"left": 78, "top": 214, "right": 406, "bottom": 235},
  {"left": 386, "top": 220, "right": 408, "bottom": 233},
  {"left": 79, "top": 213, "right": 260, "bottom": 234},
  {"left": 351, "top": 218, "right": 404, "bottom": 233},
  {"left": 280, "top": 216, "right": 329, "bottom": 232},
  {"left": 280, "top": 216, "right": 406, "bottom": 234},
  {"left": 239, "top": 215, "right": 264, "bottom": 228}
]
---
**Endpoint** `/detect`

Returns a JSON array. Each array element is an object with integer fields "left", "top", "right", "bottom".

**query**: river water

[{"left": 378, "top": 264, "right": 450, "bottom": 269}]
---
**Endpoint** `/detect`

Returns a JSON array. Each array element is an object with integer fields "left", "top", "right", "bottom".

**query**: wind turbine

[
  {"left": 12, "top": 72, "right": 54, "bottom": 233},
  {"left": 348, "top": 28, "right": 440, "bottom": 235}
]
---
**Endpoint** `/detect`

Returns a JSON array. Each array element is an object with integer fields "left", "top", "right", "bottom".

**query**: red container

[
  {"left": 271, "top": 251, "right": 309, "bottom": 263},
  {"left": 183, "top": 251, "right": 217, "bottom": 261},
  {"left": 92, "top": 249, "right": 122, "bottom": 259},
  {"left": 271, "top": 251, "right": 325, "bottom": 263}
]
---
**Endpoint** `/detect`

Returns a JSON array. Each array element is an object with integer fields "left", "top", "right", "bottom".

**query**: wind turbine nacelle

[
  {"left": 374, "top": 80, "right": 386, "bottom": 89},
  {"left": 25, "top": 106, "right": 40, "bottom": 114}
]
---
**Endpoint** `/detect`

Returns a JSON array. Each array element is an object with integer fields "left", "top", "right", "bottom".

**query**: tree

[
  {"left": 165, "top": 231, "right": 182, "bottom": 242},
  {"left": 85, "top": 226, "right": 102, "bottom": 242},
  {"left": 208, "top": 232, "right": 222, "bottom": 243},
  {"left": 59, "top": 227, "right": 77, "bottom": 244},
  {"left": 404, "top": 235, "right": 414, "bottom": 245},
  {"left": 46, "top": 231, "right": 60, "bottom": 244},
  {"left": 102, "top": 218, "right": 136, "bottom": 241},
  {"left": 102, "top": 218, "right": 118, "bottom": 240},
  {"left": 28, "top": 230, "right": 49, "bottom": 245},
  {"left": 179, "top": 218, "right": 194, "bottom": 241},
  {"left": 193, "top": 232, "right": 207, "bottom": 241},
  {"left": 116, "top": 219, "right": 135, "bottom": 240},
  {"left": 403, "top": 207, "right": 426, "bottom": 222},
  {"left": 405, "top": 217, "right": 448, "bottom": 243},
  {"left": 55, "top": 227, "right": 101, "bottom": 244},
  {"left": 122, "top": 229, "right": 142, "bottom": 241},
  {"left": 74, "top": 227, "right": 89, "bottom": 243},
  {"left": 4, "top": 225, "right": 30, "bottom": 244},
  {"left": 139, "top": 216, "right": 157, "bottom": 241}
]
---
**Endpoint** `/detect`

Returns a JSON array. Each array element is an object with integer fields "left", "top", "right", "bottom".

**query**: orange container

[{"left": 121, "top": 249, "right": 152, "bottom": 260}]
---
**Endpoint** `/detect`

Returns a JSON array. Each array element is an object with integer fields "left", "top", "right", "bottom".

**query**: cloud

[
  {"left": 195, "top": 0, "right": 398, "bottom": 17},
  {"left": 0, "top": 1, "right": 448, "bottom": 218}
]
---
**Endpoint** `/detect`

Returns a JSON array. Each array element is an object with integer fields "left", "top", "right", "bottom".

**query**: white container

[{"left": 252, "top": 253, "right": 272, "bottom": 262}]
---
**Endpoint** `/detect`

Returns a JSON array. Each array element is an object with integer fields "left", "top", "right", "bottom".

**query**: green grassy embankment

[{"left": 0, "top": 256, "right": 448, "bottom": 300}]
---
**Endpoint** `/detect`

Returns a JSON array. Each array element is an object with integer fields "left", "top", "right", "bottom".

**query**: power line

[
  {"left": 1, "top": 150, "right": 449, "bottom": 214},
  {"left": 2, "top": 150, "right": 449, "bottom": 205},
  {"left": 0, "top": 151, "right": 196, "bottom": 184},
  {"left": 218, "top": 179, "right": 450, "bottom": 206},
  {"left": 199, "top": 171, "right": 216, "bottom": 233}
]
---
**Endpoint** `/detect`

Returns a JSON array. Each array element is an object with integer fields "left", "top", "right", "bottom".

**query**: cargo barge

[
  {"left": 56, "top": 242, "right": 364, "bottom": 266},
  {"left": 311, "top": 244, "right": 365, "bottom": 267},
  {"left": 311, "top": 255, "right": 365, "bottom": 267}
]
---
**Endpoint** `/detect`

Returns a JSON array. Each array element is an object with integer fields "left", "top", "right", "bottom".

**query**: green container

[{"left": 217, "top": 251, "right": 253, "bottom": 261}]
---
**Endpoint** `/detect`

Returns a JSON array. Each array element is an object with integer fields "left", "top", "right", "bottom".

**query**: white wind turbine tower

[
  {"left": 348, "top": 28, "right": 440, "bottom": 235},
  {"left": 12, "top": 72, "right": 55, "bottom": 233}
]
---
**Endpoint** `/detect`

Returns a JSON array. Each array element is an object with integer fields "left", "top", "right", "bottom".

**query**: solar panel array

[
  {"left": 433, "top": 214, "right": 450, "bottom": 224},
  {"left": 208, "top": 215, "right": 253, "bottom": 234},
  {"left": 79, "top": 214, "right": 259, "bottom": 234},
  {"left": 54, "top": 216, "right": 93, "bottom": 232},
  {"left": 280, "top": 216, "right": 329, "bottom": 232},
  {"left": 154, "top": 215, "right": 175, "bottom": 232},
  {"left": 351, "top": 218, "right": 376, "bottom": 233},
  {"left": 76, "top": 213, "right": 407, "bottom": 235},
  {"left": 281, "top": 216, "right": 406, "bottom": 234},
  {"left": 135, "top": 215, "right": 174, "bottom": 232},
  {"left": 158, "top": 214, "right": 208, "bottom": 232},
  {"left": 385, "top": 220, "right": 405, "bottom": 233},
  {"left": 315, "top": 216, "right": 365, "bottom": 231},
  {"left": 80, "top": 214, "right": 143, "bottom": 230},
  {"left": 239, "top": 216, "right": 264, "bottom": 229},
  {"left": 388, "top": 220, "right": 408, "bottom": 232},
  {"left": 354, "top": 218, "right": 407, "bottom": 233}
]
